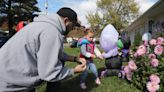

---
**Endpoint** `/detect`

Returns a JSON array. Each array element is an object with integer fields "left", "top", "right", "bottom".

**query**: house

[{"left": 126, "top": 0, "right": 164, "bottom": 44}]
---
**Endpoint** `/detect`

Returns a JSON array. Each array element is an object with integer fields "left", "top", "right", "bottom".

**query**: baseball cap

[{"left": 57, "top": 7, "right": 81, "bottom": 27}]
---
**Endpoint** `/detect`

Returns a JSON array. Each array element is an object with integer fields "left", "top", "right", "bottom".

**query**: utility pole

[{"left": 45, "top": 0, "right": 48, "bottom": 15}]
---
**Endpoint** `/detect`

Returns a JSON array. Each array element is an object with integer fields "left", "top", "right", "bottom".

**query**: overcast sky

[{"left": 37, "top": 0, "right": 159, "bottom": 27}]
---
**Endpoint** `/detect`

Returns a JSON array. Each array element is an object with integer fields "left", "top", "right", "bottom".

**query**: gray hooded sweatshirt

[{"left": 0, "top": 13, "right": 74, "bottom": 91}]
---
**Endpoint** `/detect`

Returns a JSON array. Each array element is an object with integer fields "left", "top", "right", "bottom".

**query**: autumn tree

[{"left": 86, "top": 0, "right": 139, "bottom": 33}]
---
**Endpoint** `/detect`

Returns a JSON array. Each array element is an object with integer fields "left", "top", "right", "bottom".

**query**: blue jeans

[{"left": 80, "top": 60, "right": 98, "bottom": 83}]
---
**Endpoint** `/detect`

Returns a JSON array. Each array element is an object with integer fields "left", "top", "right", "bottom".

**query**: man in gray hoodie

[{"left": 0, "top": 7, "right": 86, "bottom": 92}]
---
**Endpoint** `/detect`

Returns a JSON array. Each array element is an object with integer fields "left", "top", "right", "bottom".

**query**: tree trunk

[{"left": 8, "top": 0, "right": 15, "bottom": 37}]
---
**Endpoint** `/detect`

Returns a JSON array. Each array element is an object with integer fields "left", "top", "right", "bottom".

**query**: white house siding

[
  {"left": 130, "top": 31, "right": 135, "bottom": 44},
  {"left": 126, "top": 0, "right": 164, "bottom": 45}
]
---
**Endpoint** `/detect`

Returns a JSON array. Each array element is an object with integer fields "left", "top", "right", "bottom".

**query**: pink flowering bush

[
  {"left": 136, "top": 45, "right": 147, "bottom": 56},
  {"left": 150, "top": 59, "right": 159, "bottom": 68},
  {"left": 128, "top": 60, "right": 137, "bottom": 71},
  {"left": 146, "top": 82, "right": 160, "bottom": 92},
  {"left": 149, "top": 74, "right": 160, "bottom": 84},
  {"left": 149, "top": 39, "right": 157, "bottom": 46},
  {"left": 148, "top": 53, "right": 156, "bottom": 59},
  {"left": 154, "top": 45, "right": 163, "bottom": 55},
  {"left": 124, "top": 37, "right": 164, "bottom": 92},
  {"left": 156, "top": 37, "right": 164, "bottom": 45}
]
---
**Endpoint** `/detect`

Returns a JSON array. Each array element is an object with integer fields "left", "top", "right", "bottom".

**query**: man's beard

[{"left": 63, "top": 24, "right": 73, "bottom": 35}]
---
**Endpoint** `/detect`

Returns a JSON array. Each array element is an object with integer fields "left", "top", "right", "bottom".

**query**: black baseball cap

[{"left": 57, "top": 7, "right": 81, "bottom": 27}]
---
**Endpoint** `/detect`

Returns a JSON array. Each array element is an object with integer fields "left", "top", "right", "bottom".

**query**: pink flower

[
  {"left": 123, "top": 65, "right": 133, "bottom": 81},
  {"left": 150, "top": 59, "right": 159, "bottom": 67},
  {"left": 149, "top": 39, "right": 157, "bottom": 46},
  {"left": 148, "top": 53, "right": 156, "bottom": 59},
  {"left": 128, "top": 60, "right": 137, "bottom": 71},
  {"left": 154, "top": 45, "right": 163, "bottom": 55},
  {"left": 146, "top": 82, "right": 159, "bottom": 92},
  {"left": 136, "top": 45, "right": 146, "bottom": 56},
  {"left": 134, "top": 52, "right": 138, "bottom": 57},
  {"left": 156, "top": 37, "right": 164, "bottom": 45},
  {"left": 149, "top": 74, "right": 160, "bottom": 84},
  {"left": 144, "top": 41, "right": 148, "bottom": 46},
  {"left": 126, "top": 72, "right": 132, "bottom": 81},
  {"left": 124, "top": 65, "right": 131, "bottom": 74},
  {"left": 121, "top": 65, "right": 125, "bottom": 70}
]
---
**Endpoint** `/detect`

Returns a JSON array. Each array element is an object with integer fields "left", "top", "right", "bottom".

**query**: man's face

[{"left": 63, "top": 20, "right": 75, "bottom": 35}]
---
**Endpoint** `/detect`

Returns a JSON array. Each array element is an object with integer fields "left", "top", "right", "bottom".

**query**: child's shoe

[
  {"left": 95, "top": 78, "right": 101, "bottom": 85},
  {"left": 80, "top": 83, "right": 87, "bottom": 89}
]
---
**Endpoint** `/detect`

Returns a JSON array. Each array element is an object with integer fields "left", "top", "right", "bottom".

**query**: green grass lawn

[{"left": 37, "top": 47, "right": 141, "bottom": 92}]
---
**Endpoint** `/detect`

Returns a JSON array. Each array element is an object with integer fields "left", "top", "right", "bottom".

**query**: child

[
  {"left": 77, "top": 28, "right": 103, "bottom": 89},
  {"left": 100, "top": 24, "right": 122, "bottom": 77}
]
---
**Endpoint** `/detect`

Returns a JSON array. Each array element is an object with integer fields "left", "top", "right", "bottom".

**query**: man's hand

[
  {"left": 78, "top": 58, "right": 86, "bottom": 65},
  {"left": 73, "top": 64, "right": 86, "bottom": 73},
  {"left": 75, "top": 57, "right": 86, "bottom": 65}
]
